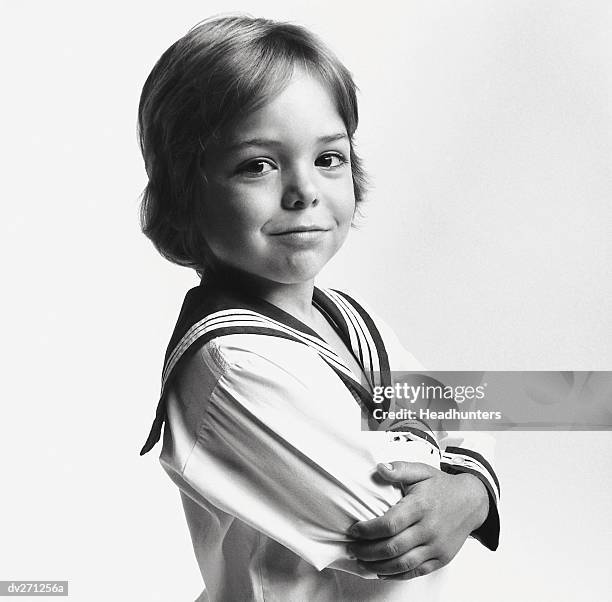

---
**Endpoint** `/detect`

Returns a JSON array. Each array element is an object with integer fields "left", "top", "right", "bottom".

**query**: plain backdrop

[{"left": 1, "top": 1, "right": 611, "bottom": 600}]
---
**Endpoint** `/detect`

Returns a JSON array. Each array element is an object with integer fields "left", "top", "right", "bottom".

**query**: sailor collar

[{"left": 140, "top": 278, "right": 393, "bottom": 455}]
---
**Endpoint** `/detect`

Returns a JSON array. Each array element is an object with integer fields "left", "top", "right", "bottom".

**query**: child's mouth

[
  {"left": 271, "top": 224, "right": 331, "bottom": 235},
  {"left": 270, "top": 228, "right": 331, "bottom": 246}
]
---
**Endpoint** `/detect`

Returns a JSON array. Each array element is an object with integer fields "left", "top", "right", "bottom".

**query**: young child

[{"left": 138, "top": 15, "right": 499, "bottom": 601}]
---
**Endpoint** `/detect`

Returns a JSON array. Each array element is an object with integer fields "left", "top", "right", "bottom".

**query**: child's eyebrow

[{"left": 226, "top": 132, "right": 349, "bottom": 152}]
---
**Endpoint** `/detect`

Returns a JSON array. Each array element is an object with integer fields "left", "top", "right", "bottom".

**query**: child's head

[{"left": 138, "top": 15, "right": 367, "bottom": 279}]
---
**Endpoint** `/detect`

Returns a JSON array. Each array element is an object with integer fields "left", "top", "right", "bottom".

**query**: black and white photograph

[{"left": 2, "top": 1, "right": 611, "bottom": 600}]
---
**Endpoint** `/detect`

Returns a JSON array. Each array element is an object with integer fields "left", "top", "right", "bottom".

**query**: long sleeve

[
  {"left": 439, "top": 431, "right": 500, "bottom": 550},
  {"left": 159, "top": 333, "right": 442, "bottom": 576},
  {"left": 345, "top": 290, "right": 501, "bottom": 551}
]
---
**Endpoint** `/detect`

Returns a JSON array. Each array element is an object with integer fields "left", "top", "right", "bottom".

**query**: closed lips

[{"left": 271, "top": 226, "right": 330, "bottom": 234}]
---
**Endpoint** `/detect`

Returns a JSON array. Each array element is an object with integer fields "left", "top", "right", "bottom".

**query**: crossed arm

[
  {"left": 161, "top": 336, "right": 500, "bottom": 580},
  {"left": 348, "top": 462, "right": 491, "bottom": 579}
]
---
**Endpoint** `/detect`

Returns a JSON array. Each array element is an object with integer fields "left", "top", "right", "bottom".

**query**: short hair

[{"left": 137, "top": 15, "right": 368, "bottom": 275}]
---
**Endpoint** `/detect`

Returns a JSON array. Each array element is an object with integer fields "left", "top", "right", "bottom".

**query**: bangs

[{"left": 196, "top": 25, "right": 358, "bottom": 146}]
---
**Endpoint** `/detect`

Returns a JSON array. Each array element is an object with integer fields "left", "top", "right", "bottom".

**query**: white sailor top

[{"left": 141, "top": 278, "right": 500, "bottom": 602}]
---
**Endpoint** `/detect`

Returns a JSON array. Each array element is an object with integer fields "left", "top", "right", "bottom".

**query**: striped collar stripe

[
  {"left": 322, "top": 289, "right": 382, "bottom": 387},
  {"left": 163, "top": 313, "right": 278, "bottom": 384},
  {"left": 163, "top": 318, "right": 354, "bottom": 392},
  {"left": 167, "top": 308, "right": 346, "bottom": 370},
  {"left": 337, "top": 290, "right": 381, "bottom": 380},
  {"left": 321, "top": 289, "right": 371, "bottom": 378},
  {"left": 163, "top": 311, "right": 271, "bottom": 383},
  {"left": 161, "top": 309, "right": 357, "bottom": 392},
  {"left": 333, "top": 290, "right": 392, "bottom": 385}
]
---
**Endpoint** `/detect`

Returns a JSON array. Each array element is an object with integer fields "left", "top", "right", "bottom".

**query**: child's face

[{"left": 199, "top": 68, "right": 356, "bottom": 286}]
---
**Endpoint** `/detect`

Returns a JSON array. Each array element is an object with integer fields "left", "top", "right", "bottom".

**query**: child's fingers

[
  {"left": 348, "top": 523, "right": 427, "bottom": 561},
  {"left": 355, "top": 544, "right": 433, "bottom": 576},
  {"left": 348, "top": 497, "right": 424, "bottom": 540},
  {"left": 377, "top": 558, "right": 443, "bottom": 581}
]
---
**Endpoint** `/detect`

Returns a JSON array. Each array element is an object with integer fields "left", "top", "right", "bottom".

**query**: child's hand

[{"left": 347, "top": 462, "right": 489, "bottom": 580}]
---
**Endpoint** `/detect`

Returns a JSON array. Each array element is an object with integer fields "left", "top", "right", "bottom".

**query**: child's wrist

[{"left": 455, "top": 472, "right": 490, "bottom": 533}]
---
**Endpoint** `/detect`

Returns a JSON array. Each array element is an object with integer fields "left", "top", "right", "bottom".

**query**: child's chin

[{"left": 269, "top": 260, "right": 327, "bottom": 285}]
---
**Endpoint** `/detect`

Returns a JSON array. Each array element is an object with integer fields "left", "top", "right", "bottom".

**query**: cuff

[{"left": 441, "top": 446, "right": 500, "bottom": 551}]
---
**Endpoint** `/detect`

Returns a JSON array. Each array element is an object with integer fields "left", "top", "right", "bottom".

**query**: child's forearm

[{"left": 347, "top": 462, "right": 494, "bottom": 580}]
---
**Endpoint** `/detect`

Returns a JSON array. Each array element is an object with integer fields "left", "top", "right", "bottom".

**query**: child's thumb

[{"left": 376, "top": 461, "right": 433, "bottom": 484}]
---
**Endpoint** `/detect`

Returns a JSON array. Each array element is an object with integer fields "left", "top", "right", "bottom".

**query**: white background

[{"left": 2, "top": 1, "right": 611, "bottom": 600}]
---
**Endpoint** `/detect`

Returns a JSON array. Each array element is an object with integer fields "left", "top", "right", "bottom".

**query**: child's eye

[
  {"left": 315, "top": 152, "right": 347, "bottom": 169},
  {"left": 238, "top": 159, "right": 276, "bottom": 176}
]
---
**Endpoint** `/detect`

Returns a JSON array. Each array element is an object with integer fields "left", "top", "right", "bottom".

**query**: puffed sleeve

[
  {"left": 158, "top": 334, "right": 441, "bottom": 576},
  {"left": 342, "top": 290, "right": 500, "bottom": 551}
]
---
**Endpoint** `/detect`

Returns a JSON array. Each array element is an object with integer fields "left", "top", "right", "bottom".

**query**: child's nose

[{"left": 281, "top": 169, "right": 318, "bottom": 209}]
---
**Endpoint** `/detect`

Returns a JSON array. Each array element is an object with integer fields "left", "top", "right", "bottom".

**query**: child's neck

[
  {"left": 261, "top": 280, "right": 317, "bottom": 325},
  {"left": 207, "top": 266, "right": 318, "bottom": 325}
]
